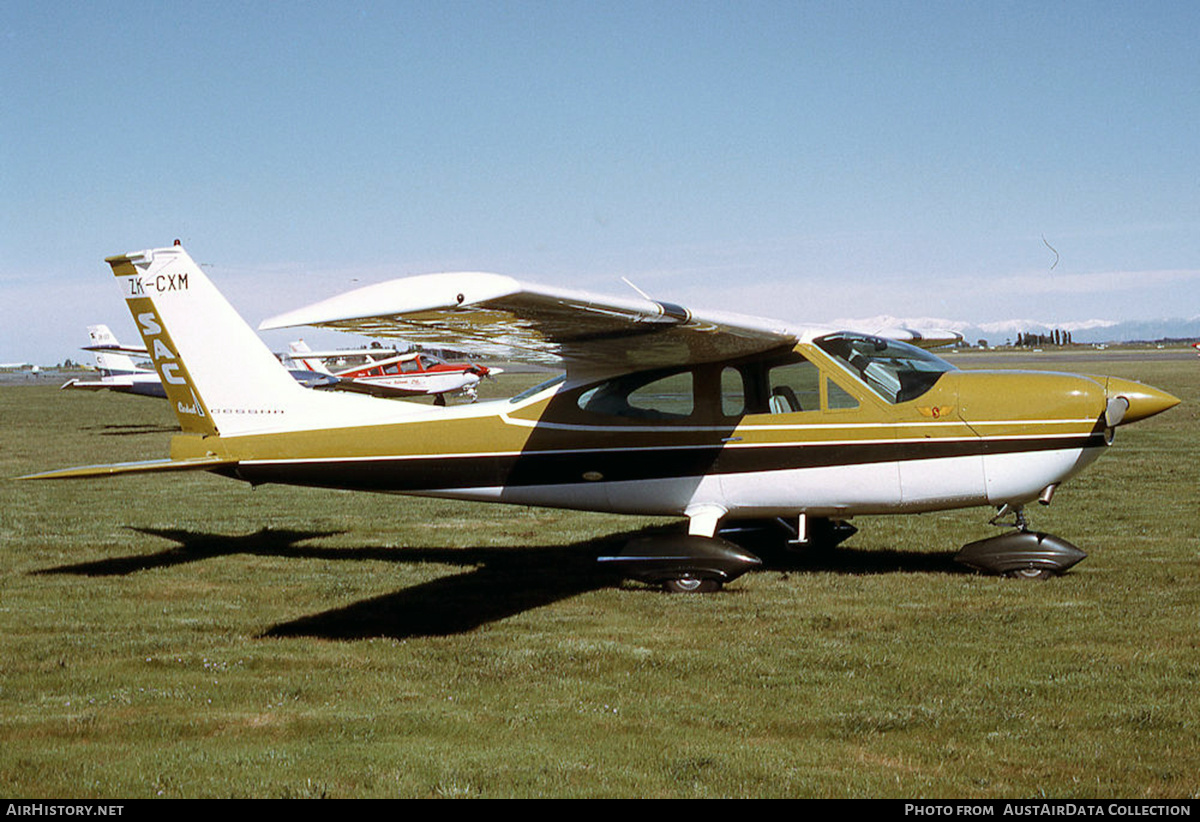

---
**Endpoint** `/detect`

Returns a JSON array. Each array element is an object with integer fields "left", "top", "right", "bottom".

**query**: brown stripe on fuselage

[{"left": 229, "top": 432, "right": 1108, "bottom": 493}]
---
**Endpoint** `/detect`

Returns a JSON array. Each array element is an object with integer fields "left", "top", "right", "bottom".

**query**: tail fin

[
  {"left": 86, "top": 325, "right": 142, "bottom": 375},
  {"left": 288, "top": 339, "right": 333, "bottom": 374},
  {"left": 107, "top": 244, "right": 380, "bottom": 436}
]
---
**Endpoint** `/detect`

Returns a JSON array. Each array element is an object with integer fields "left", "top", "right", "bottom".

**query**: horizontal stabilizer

[{"left": 19, "top": 456, "right": 236, "bottom": 481}]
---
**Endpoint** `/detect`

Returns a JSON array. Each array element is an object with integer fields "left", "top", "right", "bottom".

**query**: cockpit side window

[
  {"left": 766, "top": 359, "right": 820, "bottom": 414},
  {"left": 814, "top": 333, "right": 956, "bottom": 404},
  {"left": 826, "top": 378, "right": 859, "bottom": 410}
]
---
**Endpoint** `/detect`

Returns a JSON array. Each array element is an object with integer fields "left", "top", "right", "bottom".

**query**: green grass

[{"left": 1, "top": 357, "right": 1198, "bottom": 798}]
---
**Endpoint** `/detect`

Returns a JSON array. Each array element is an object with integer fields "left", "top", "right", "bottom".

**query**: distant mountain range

[{"left": 834, "top": 315, "right": 1200, "bottom": 345}]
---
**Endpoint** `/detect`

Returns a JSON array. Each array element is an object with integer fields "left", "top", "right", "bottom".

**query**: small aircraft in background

[
  {"left": 61, "top": 325, "right": 490, "bottom": 405},
  {"left": 61, "top": 324, "right": 166, "bottom": 398},
  {"left": 61, "top": 325, "right": 339, "bottom": 399},
  {"left": 287, "top": 340, "right": 498, "bottom": 402},
  {"left": 26, "top": 244, "right": 1179, "bottom": 593}
]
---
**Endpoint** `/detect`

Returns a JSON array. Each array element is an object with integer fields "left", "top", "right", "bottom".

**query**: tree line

[{"left": 1014, "top": 330, "right": 1073, "bottom": 346}]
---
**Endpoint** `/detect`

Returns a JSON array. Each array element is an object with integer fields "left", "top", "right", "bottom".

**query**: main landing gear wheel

[
  {"left": 662, "top": 577, "right": 721, "bottom": 594},
  {"left": 597, "top": 534, "right": 759, "bottom": 593}
]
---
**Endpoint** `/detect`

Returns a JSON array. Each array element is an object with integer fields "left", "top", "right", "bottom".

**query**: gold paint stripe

[{"left": 106, "top": 257, "right": 140, "bottom": 277}]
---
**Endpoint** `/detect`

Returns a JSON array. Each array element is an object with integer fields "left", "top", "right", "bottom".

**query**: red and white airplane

[{"left": 287, "top": 340, "right": 498, "bottom": 402}]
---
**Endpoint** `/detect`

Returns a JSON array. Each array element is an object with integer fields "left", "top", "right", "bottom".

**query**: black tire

[
  {"left": 662, "top": 577, "right": 721, "bottom": 593},
  {"left": 1006, "top": 567, "right": 1055, "bottom": 580}
]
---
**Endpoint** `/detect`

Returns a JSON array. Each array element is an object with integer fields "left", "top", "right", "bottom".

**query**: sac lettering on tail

[{"left": 123, "top": 298, "right": 215, "bottom": 435}]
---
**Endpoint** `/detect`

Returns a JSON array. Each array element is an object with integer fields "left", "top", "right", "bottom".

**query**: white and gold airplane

[{"left": 24, "top": 244, "right": 1180, "bottom": 591}]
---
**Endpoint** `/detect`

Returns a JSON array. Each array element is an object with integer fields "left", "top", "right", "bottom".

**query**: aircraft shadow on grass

[{"left": 35, "top": 525, "right": 966, "bottom": 639}]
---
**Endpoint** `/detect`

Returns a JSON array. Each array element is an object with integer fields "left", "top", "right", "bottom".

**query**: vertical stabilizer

[
  {"left": 106, "top": 245, "right": 336, "bottom": 436},
  {"left": 87, "top": 325, "right": 141, "bottom": 375},
  {"left": 288, "top": 340, "right": 333, "bottom": 374}
]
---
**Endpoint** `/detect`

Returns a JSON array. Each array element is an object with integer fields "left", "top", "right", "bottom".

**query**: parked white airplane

[{"left": 61, "top": 325, "right": 165, "bottom": 398}]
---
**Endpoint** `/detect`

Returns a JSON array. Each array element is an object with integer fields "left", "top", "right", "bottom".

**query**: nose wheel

[
  {"left": 662, "top": 577, "right": 722, "bottom": 594},
  {"left": 955, "top": 505, "right": 1087, "bottom": 579}
]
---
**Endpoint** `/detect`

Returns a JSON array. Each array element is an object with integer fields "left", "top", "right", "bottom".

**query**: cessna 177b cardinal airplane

[{"left": 24, "top": 244, "right": 1179, "bottom": 592}]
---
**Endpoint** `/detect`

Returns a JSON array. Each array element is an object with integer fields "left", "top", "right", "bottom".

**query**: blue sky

[{"left": 3, "top": 1, "right": 1198, "bottom": 362}]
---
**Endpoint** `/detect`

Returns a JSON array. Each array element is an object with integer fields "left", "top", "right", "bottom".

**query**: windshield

[{"left": 814, "top": 333, "right": 956, "bottom": 403}]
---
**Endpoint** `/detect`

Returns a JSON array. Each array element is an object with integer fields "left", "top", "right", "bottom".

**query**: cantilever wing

[{"left": 260, "top": 273, "right": 796, "bottom": 374}]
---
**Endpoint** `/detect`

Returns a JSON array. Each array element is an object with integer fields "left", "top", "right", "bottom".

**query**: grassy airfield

[{"left": 1, "top": 351, "right": 1197, "bottom": 798}]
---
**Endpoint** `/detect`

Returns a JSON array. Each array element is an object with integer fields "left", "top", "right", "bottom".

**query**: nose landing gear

[{"left": 954, "top": 504, "right": 1087, "bottom": 579}]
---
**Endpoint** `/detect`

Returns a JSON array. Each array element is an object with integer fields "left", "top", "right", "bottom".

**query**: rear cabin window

[{"left": 577, "top": 370, "right": 694, "bottom": 420}]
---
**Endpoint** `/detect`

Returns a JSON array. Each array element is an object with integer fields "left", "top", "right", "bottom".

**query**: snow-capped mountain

[{"left": 832, "top": 315, "right": 1200, "bottom": 345}]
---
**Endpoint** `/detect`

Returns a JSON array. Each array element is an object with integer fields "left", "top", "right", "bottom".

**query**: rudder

[{"left": 86, "top": 325, "right": 141, "bottom": 376}]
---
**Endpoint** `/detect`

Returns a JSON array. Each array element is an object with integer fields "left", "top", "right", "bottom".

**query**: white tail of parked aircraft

[
  {"left": 86, "top": 325, "right": 143, "bottom": 374},
  {"left": 287, "top": 340, "right": 333, "bottom": 374},
  {"left": 60, "top": 324, "right": 165, "bottom": 398}
]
